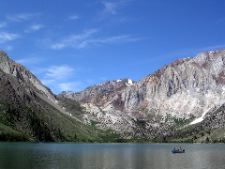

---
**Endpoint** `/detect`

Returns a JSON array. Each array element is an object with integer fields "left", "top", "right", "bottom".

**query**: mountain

[
  {"left": 59, "top": 50, "right": 225, "bottom": 142},
  {"left": 0, "top": 51, "right": 108, "bottom": 142},
  {"left": 1, "top": 49, "right": 225, "bottom": 143}
]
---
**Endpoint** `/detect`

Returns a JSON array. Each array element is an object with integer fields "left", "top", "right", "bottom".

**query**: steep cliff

[
  {"left": 0, "top": 51, "right": 102, "bottom": 142},
  {"left": 59, "top": 50, "right": 225, "bottom": 139}
]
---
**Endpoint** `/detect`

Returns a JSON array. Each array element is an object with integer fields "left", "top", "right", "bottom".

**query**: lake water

[{"left": 0, "top": 143, "right": 225, "bottom": 169}]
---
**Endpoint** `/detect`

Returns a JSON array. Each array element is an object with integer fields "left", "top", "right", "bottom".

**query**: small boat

[{"left": 171, "top": 147, "right": 185, "bottom": 154}]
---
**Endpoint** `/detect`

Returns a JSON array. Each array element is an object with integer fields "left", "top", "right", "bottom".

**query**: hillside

[
  {"left": 0, "top": 51, "right": 111, "bottom": 142},
  {"left": 60, "top": 50, "right": 225, "bottom": 142},
  {"left": 2, "top": 50, "right": 225, "bottom": 143}
]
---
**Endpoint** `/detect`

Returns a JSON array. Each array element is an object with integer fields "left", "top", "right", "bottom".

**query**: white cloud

[
  {"left": 58, "top": 82, "right": 82, "bottom": 91},
  {"left": 44, "top": 65, "right": 75, "bottom": 80},
  {"left": 25, "top": 24, "right": 44, "bottom": 33},
  {"left": 100, "top": 0, "right": 132, "bottom": 16},
  {"left": 40, "top": 79, "right": 55, "bottom": 86},
  {"left": 50, "top": 29, "right": 98, "bottom": 49},
  {"left": 50, "top": 29, "right": 140, "bottom": 50},
  {"left": 0, "top": 32, "right": 20, "bottom": 43},
  {"left": 36, "top": 65, "right": 99, "bottom": 93},
  {"left": 102, "top": 1, "right": 118, "bottom": 15},
  {"left": 68, "top": 15, "right": 80, "bottom": 20},
  {"left": 6, "top": 13, "right": 41, "bottom": 22},
  {"left": 78, "top": 35, "right": 140, "bottom": 48},
  {"left": 16, "top": 57, "right": 43, "bottom": 65},
  {"left": 38, "top": 65, "right": 84, "bottom": 93}
]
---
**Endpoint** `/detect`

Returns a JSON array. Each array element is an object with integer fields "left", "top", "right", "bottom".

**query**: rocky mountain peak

[
  {"left": 59, "top": 49, "right": 225, "bottom": 136},
  {"left": 0, "top": 50, "right": 10, "bottom": 60},
  {"left": 0, "top": 51, "right": 56, "bottom": 103},
  {"left": 0, "top": 51, "right": 101, "bottom": 142}
]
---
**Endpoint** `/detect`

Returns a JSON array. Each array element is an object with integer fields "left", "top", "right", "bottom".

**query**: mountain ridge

[
  {"left": 1, "top": 49, "right": 225, "bottom": 142},
  {"left": 59, "top": 49, "right": 225, "bottom": 141},
  {"left": 0, "top": 51, "right": 113, "bottom": 142}
]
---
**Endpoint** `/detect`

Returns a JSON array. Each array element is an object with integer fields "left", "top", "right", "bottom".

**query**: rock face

[
  {"left": 2, "top": 49, "right": 225, "bottom": 142},
  {"left": 0, "top": 51, "right": 101, "bottom": 141},
  {"left": 59, "top": 50, "right": 225, "bottom": 137},
  {"left": 0, "top": 51, "right": 56, "bottom": 103},
  {"left": 59, "top": 79, "right": 137, "bottom": 137}
]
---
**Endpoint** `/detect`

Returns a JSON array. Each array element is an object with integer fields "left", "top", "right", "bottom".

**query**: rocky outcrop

[
  {"left": 0, "top": 51, "right": 56, "bottom": 103},
  {"left": 2, "top": 49, "right": 225, "bottom": 142},
  {"left": 59, "top": 50, "right": 225, "bottom": 137}
]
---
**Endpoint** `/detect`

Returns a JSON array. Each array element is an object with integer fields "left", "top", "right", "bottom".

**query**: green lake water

[{"left": 0, "top": 143, "right": 225, "bottom": 169}]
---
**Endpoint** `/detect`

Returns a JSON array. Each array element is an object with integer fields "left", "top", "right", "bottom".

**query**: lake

[{"left": 0, "top": 143, "right": 225, "bottom": 169}]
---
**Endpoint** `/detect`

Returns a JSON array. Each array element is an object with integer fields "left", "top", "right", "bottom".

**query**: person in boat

[{"left": 172, "top": 146, "right": 185, "bottom": 152}]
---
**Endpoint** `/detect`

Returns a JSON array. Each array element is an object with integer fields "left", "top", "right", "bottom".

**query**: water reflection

[{"left": 0, "top": 143, "right": 225, "bottom": 169}]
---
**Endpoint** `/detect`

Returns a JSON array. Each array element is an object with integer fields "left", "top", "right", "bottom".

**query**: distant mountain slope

[
  {"left": 168, "top": 103, "right": 225, "bottom": 143},
  {"left": 59, "top": 50, "right": 225, "bottom": 141},
  {"left": 2, "top": 49, "right": 225, "bottom": 143},
  {"left": 0, "top": 51, "right": 104, "bottom": 142}
]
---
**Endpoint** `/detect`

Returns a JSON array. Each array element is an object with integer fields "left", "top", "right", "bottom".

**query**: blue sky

[{"left": 1, "top": 0, "right": 225, "bottom": 93}]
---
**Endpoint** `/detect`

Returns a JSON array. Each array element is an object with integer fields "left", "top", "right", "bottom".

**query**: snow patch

[
  {"left": 189, "top": 108, "right": 210, "bottom": 125},
  {"left": 127, "top": 79, "right": 133, "bottom": 86},
  {"left": 222, "top": 87, "right": 225, "bottom": 95}
]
